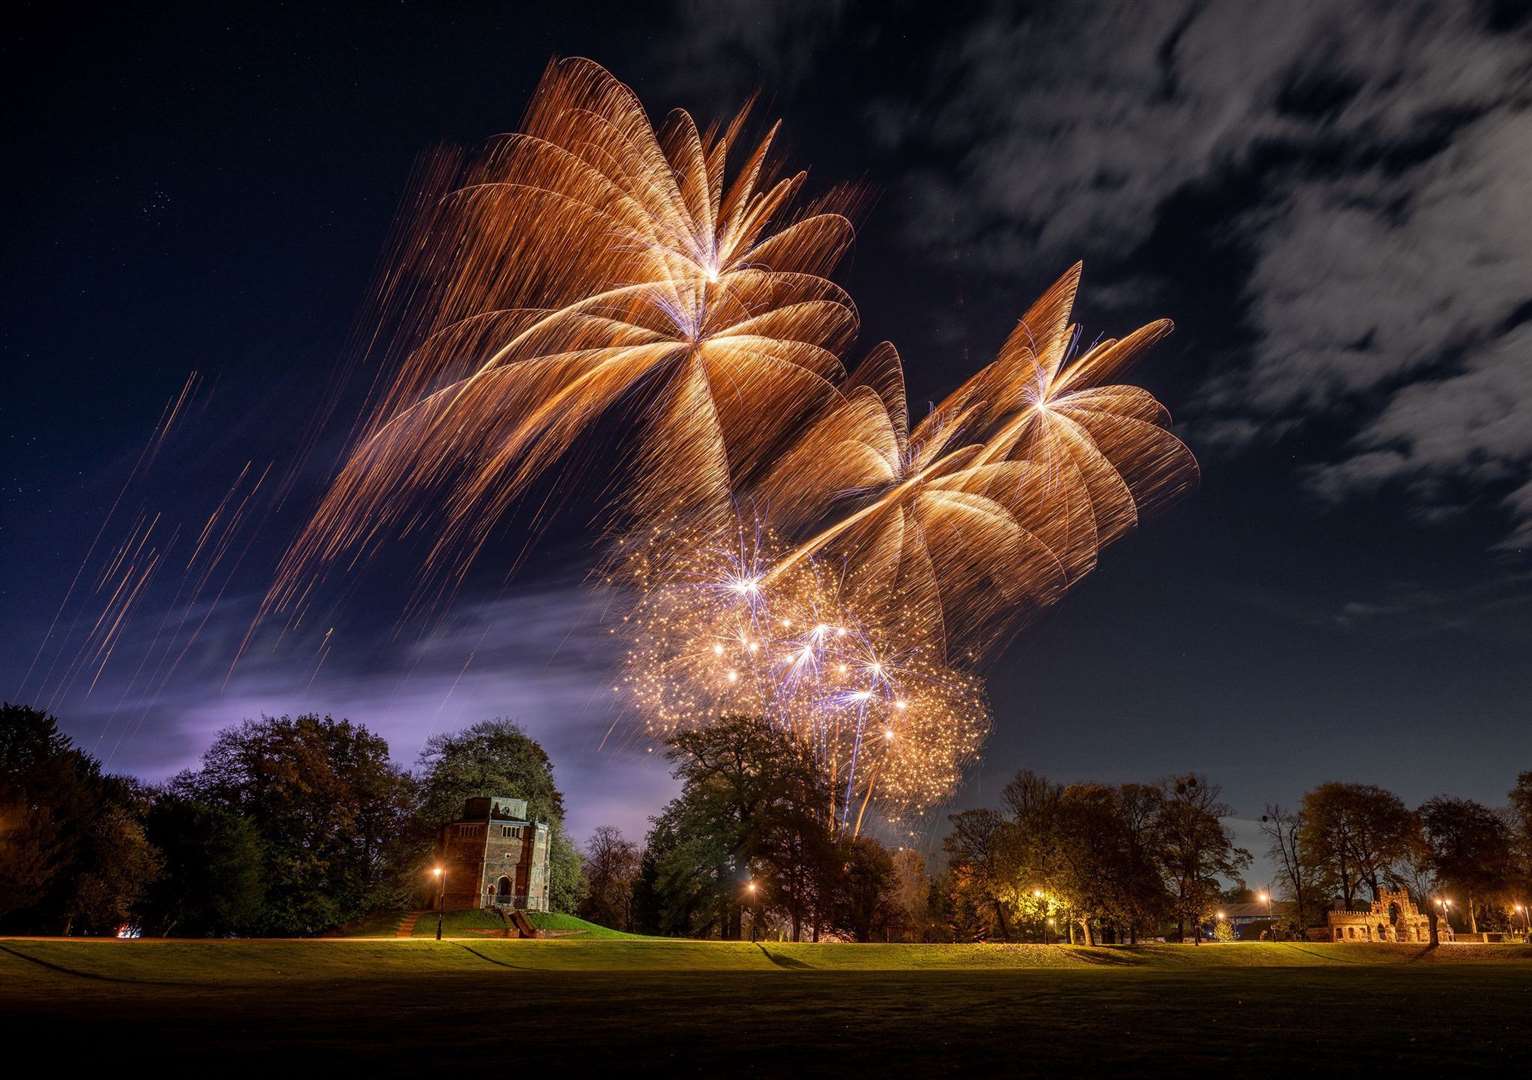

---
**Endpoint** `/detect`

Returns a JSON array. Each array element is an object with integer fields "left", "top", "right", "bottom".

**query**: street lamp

[
  {"left": 431, "top": 865, "right": 446, "bottom": 940},
  {"left": 1514, "top": 902, "right": 1528, "bottom": 938},
  {"left": 745, "top": 879, "right": 759, "bottom": 942}
]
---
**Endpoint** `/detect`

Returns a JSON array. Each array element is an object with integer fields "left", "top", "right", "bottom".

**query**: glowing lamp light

[
  {"left": 1215, "top": 911, "right": 1225, "bottom": 920},
  {"left": 431, "top": 866, "right": 443, "bottom": 878}
]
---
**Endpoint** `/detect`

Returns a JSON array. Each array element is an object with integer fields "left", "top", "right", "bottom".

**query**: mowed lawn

[{"left": 3, "top": 937, "right": 1530, "bottom": 1074}]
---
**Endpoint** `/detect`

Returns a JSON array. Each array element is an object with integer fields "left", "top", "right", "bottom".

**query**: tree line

[
  {"left": 8, "top": 699, "right": 1529, "bottom": 944},
  {"left": 0, "top": 704, "right": 584, "bottom": 935},
  {"left": 1262, "top": 780, "right": 1532, "bottom": 942},
  {"left": 575, "top": 716, "right": 1532, "bottom": 946},
  {"left": 572, "top": 718, "right": 1254, "bottom": 945}
]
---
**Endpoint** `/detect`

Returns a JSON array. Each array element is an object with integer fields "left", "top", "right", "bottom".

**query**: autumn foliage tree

[{"left": 1298, "top": 782, "right": 1414, "bottom": 910}]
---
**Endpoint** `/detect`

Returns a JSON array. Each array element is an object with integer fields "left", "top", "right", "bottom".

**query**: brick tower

[{"left": 437, "top": 795, "right": 551, "bottom": 912}]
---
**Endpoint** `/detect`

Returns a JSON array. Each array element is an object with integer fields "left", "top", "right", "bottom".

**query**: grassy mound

[
  {"left": 526, "top": 912, "right": 633, "bottom": 938},
  {"left": 408, "top": 909, "right": 510, "bottom": 938}
]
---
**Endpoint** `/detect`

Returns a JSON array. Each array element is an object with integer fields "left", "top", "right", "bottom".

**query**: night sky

[{"left": 6, "top": 1, "right": 1531, "bottom": 881}]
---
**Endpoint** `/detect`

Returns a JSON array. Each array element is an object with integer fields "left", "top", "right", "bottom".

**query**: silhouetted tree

[
  {"left": 1261, "top": 803, "right": 1319, "bottom": 933},
  {"left": 943, "top": 809, "right": 1017, "bottom": 941},
  {"left": 1, "top": 704, "right": 160, "bottom": 934},
  {"left": 1157, "top": 774, "right": 1250, "bottom": 943},
  {"left": 579, "top": 825, "right": 640, "bottom": 931},
  {"left": 140, "top": 795, "right": 265, "bottom": 936},
  {"left": 176, "top": 714, "right": 414, "bottom": 934},
  {"left": 1419, "top": 795, "right": 1515, "bottom": 934},
  {"left": 1299, "top": 782, "right": 1413, "bottom": 910},
  {"left": 643, "top": 716, "right": 832, "bottom": 939},
  {"left": 834, "top": 835, "right": 897, "bottom": 942}
]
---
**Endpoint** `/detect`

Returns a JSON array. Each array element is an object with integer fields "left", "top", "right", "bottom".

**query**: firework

[
  {"left": 259, "top": 59, "right": 1197, "bottom": 832},
  {"left": 266, "top": 57, "right": 859, "bottom": 616},
  {"left": 616, "top": 521, "right": 988, "bottom": 831}
]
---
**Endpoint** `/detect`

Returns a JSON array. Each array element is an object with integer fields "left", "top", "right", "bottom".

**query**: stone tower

[{"left": 437, "top": 795, "right": 551, "bottom": 912}]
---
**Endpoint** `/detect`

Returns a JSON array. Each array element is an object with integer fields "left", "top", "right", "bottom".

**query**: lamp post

[
  {"left": 1514, "top": 902, "right": 1528, "bottom": 939},
  {"left": 432, "top": 865, "right": 446, "bottom": 940},
  {"left": 1434, "top": 897, "right": 1453, "bottom": 941},
  {"left": 745, "top": 879, "right": 759, "bottom": 942}
]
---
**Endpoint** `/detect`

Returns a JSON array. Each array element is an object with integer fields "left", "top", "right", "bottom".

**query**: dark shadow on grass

[
  {"left": 755, "top": 943, "right": 813, "bottom": 970},
  {"left": 0, "top": 943, "right": 230, "bottom": 989},
  {"left": 457, "top": 944, "right": 532, "bottom": 971},
  {"left": 1276, "top": 943, "right": 1387, "bottom": 965},
  {"left": 1065, "top": 947, "right": 1143, "bottom": 966}
]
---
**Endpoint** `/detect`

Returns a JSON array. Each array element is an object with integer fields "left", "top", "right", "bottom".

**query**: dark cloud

[
  {"left": 649, "top": 0, "right": 847, "bottom": 107},
  {"left": 862, "top": 1, "right": 1532, "bottom": 547}
]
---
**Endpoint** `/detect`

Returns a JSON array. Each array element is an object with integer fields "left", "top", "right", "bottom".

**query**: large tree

[
  {"left": 1509, "top": 772, "right": 1532, "bottom": 905},
  {"left": 59, "top": 777, "right": 162, "bottom": 935},
  {"left": 886, "top": 848, "right": 933, "bottom": 943},
  {"left": 1, "top": 704, "right": 161, "bottom": 934},
  {"left": 834, "top": 835, "right": 897, "bottom": 942},
  {"left": 140, "top": 794, "right": 266, "bottom": 936},
  {"left": 1261, "top": 803, "right": 1320, "bottom": 934},
  {"left": 1298, "top": 782, "right": 1413, "bottom": 910},
  {"left": 943, "top": 808, "right": 1019, "bottom": 941},
  {"left": 643, "top": 715, "right": 834, "bottom": 940},
  {"left": 579, "top": 825, "right": 640, "bottom": 932},
  {"left": 1419, "top": 795, "right": 1515, "bottom": 934},
  {"left": 176, "top": 713, "right": 414, "bottom": 934},
  {"left": 414, "top": 718, "right": 582, "bottom": 912},
  {"left": 1, "top": 704, "right": 98, "bottom": 926},
  {"left": 1157, "top": 774, "right": 1250, "bottom": 943}
]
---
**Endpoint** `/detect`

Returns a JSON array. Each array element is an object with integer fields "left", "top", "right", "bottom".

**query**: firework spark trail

[
  {"left": 17, "top": 372, "right": 201, "bottom": 702},
  {"left": 262, "top": 57, "right": 860, "bottom": 629},
  {"left": 257, "top": 59, "right": 1195, "bottom": 830}
]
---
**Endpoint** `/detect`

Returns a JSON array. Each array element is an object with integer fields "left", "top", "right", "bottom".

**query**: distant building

[
  {"left": 1327, "top": 889, "right": 1450, "bottom": 943},
  {"left": 1220, "top": 900, "right": 1296, "bottom": 939},
  {"left": 437, "top": 796, "right": 551, "bottom": 912}
]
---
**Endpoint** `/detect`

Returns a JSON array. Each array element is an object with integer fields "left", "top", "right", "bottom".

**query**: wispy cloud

[{"left": 35, "top": 583, "right": 676, "bottom": 844}]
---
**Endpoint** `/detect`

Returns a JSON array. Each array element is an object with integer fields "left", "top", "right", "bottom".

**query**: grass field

[{"left": 3, "top": 937, "right": 1530, "bottom": 1074}]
